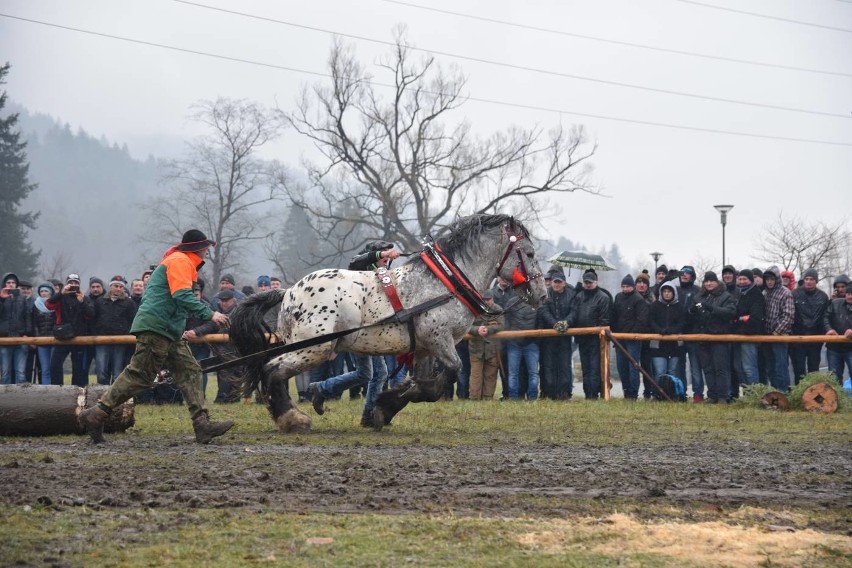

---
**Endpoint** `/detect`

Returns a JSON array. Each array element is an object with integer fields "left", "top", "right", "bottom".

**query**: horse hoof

[
  {"left": 275, "top": 409, "right": 312, "bottom": 434},
  {"left": 371, "top": 408, "right": 385, "bottom": 431}
]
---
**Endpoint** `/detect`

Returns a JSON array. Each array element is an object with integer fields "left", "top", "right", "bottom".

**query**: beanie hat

[
  {"left": 834, "top": 274, "right": 850, "bottom": 286},
  {"left": 220, "top": 273, "right": 235, "bottom": 286},
  {"left": 256, "top": 274, "right": 272, "bottom": 287},
  {"left": 803, "top": 268, "right": 819, "bottom": 280},
  {"left": 66, "top": 273, "right": 81, "bottom": 284},
  {"left": 752, "top": 268, "right": 763, "bottom": 278},
  {"left": 738, "top": 269, "right": 754, "bottom": 283},
  {"left": 656, "top": 264, "right": 668, "bottom": 276},
  {"left": 621, "top": 274, "right": 635, "bottom": 287},
  {"left": 242, "top": 285, "right": 255, "bottom": 296},
  {"left": 108, "top": 275, "right": 126, "bottom": 288},
  {"left": 635, "top": 270, "right": 650, "bottom": 284},
  {"left": 582, "top": 270, "right": 598, "bottom": 282},
  {"left": 703, "top": 271, "right": 719, "bottom": 282},
  {"left": 89, "top": 277, "right": 104, "bottom": 287},
  {"left": 722, "top": 264, "right": 736, "bottom": 275}
]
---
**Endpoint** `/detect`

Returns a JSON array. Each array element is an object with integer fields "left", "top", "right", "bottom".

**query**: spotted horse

[{"left": 227, "top": 214, "right": 547, "bottom": 433}]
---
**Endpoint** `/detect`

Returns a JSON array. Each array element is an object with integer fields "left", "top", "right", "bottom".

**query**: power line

[
  {"left": 379, "top": 0, "right": 852, "bottom": 78},
  {"left": 673, "top": 0, "right": 852, "bottom": 33},
  {"left": 1, "top": 12, "right": 850, "bottom": 147},
  {"left": 173, "top": 0, "right": 851, "bottom": 120}
]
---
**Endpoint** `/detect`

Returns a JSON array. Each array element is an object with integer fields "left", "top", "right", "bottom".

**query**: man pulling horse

[{"left": 228, "top": 214, "right": 547, "bottom": 433}]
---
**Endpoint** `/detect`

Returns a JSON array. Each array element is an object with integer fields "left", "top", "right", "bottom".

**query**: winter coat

[
  {"left": 44, "top": 292, "right": 95, "bottom": 336},
  {"left": 130, "top": 250, "right": 214, "bottom": 341},
  {"left": 792, "top": 287, "right": 830, "bottom": 334},
  {"left": 538, "top": 286, "right": 575, "bottom": 329},
  {"left": 568, "top": 287, "right": 612, "bottom": 328},
  {"left": 611, "top": 290, "right": 649, "bottom": 333},
  {"left": 824, "top": 298, "right": 852, "bottom": 353},
  {"left": 676, "top": 280, "right": 700, "bottom": 333},
  {"left": 0, "top": 294, "right": 32, "bottom": 337},
  {"left": 763, "top": 266, "right": 794, "bottom": 335},
  {"left": 733, "top": 284, "right": 765, "bottom": 335},
  {"left": 468, "top": 308, "right": 504, "bottom": 359},
  {"left": 32, "top": 304, "right": 55, "bottom": 337},
  {"left": 503, "top": 301, "right": 539, "bottom": 346},
  {"left": 687, "top": 285, "right": 736, "bottom": 334},
  {"left": 648, "top": 282, "right": 686, "bottom": 357},
  {"left": 93, "top": 293, "right": 138, "bottom": 335}
]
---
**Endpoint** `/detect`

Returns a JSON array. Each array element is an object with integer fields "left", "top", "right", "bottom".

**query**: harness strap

[
  {"left": 376, "top": 266, "right": 416, "bottom": 352},
  {"left": 420, "top": 244, "right": 489, "bottom": 316}
]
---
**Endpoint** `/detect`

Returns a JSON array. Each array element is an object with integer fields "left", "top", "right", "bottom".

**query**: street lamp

[
  {"left": 713, "top": 204, "right": 734, "bottom": 267},
  {"left": 650, "top": 251, "right": 663, "bottom": 272}
]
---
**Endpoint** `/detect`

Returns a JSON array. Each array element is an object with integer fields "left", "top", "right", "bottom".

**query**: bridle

[{"left": 494, "top": 220, "right": 542, "bottom": 302}]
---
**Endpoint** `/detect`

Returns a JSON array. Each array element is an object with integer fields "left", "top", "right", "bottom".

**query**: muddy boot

[
  {"left": 308, "top": 382, "right": 326, "bottom": 415},
  {"left": 192, "top": 411, "right": 235, "bottom": 444},
  {"left": 78, "top": 404, "right": 110, "bottom": 444},
  {"left": 360, "top": 408, "right": 374, "bottom": 428}
]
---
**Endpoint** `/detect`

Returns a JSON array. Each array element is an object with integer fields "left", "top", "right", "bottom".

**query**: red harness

[
  {"left": 420, "top": 241, "right": 490, "bottom": 316},
  {"left": 376, "top": 266, "right": 404, "bottom": 313}
]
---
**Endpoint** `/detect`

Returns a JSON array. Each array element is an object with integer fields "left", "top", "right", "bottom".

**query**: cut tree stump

[
  {"left": 0, "top": 384, "right": 135, "bottom": 436},
  {"left": 759, "top": 391, "right": 790, "bottom": 411},
  {"left": 801, "top": 382, "right": 838, "bottom": 414}
]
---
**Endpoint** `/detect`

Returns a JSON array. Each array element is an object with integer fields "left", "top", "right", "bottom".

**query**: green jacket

[{"left": 130, "top": 250, "right": 214, "bottom": 341}]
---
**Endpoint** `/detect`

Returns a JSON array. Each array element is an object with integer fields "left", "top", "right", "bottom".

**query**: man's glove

[
  {"left": 554, "top": 320, "right": 568, "bottom": 334},
  {"left": 693, "top": 303, "right": 704, "bottom": 313},
  {"left": 703, "top": 304, "right": 714, "bottom": 313}
]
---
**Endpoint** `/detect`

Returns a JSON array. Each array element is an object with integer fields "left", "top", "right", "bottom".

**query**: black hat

[
  {"left": 803, "top": 268, "right": 819, "bottom": 280},
  {"left": 550, "top": 269, "right": 566, "bottom": 282},
  {"left": 220, "top": 273, "right": 235, "bottom": 286},
  {"left": 703, "top": 271, "right": 719, "bottom": 282},
  {"left": 656, "top": 264, "right": 668, "bottom": 276},
  {"left": 582, "top": 270, "right": 598, "bottom": 282},
  {"left": 722, "top": 264, "right": 737, "bottom": 275},
  {"left": 18, "top": 280, "right": 32, "bottom": 288},
  {"left": 176, "top": 229, "right": 216, "bottom": 252},
  {"left": 738, "top": 269, "right": 754, "bottom": 283},
  {"left": 621, "top": 274, "right": 635, "bottom": 287},
  {"left": 218, "top": 290, "right": 235, "bottom": 301},
  {"left": 752, "top": 268, "right": 763, "bottom": 278}
]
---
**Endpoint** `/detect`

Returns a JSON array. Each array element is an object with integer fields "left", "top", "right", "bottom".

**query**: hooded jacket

[
  {"left": 687, "top": 283, "right": 737, "bottom": 334},
  {"left": 648, "top": 281, "right": 686, "bottom": 357},
  {"left": 468, "top": 304, "right": 504, "bottom": 359},
  {"left": 763, "top": 266, "right": 794, "bottom": 335},
  {"left": 734, "top": 283, "right": 765, "bottom": 335},
  {"left": 0, "top": 272, "right": 32, "bottom": 337},
  {"left": 676, "top": 274, "right": 700, "bottom": 333}
]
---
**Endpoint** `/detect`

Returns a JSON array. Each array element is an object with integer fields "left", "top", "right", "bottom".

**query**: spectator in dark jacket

[
  {"left": 688, "top": 271, "right": 736, "bottom": 403},
  {"left": 568, "top": 270, "right": 612, "bottom": 399},
  {"left": 831, "top": 274, "right": 849, "bottom": 300},
  {"left": 187, "top": 290, "right": 242, "bottom": 403},
  {"left": 732, "top": 270, "right": 765, "bottom": 387},
  {"left": 538, "top": 269, "right": 575, "bottom": 399},
  {"left": 45, "top": 273, "right": 95, "bottom": 386},
  {"left": 0, "top": 272, "right": 33, "bottom": 384},
  {"left": 92, "top": 276, "right": 138, "bottom": 385},
  {"left": 790, "top": 268, "right": 830, "bottom": 385},
  {"left": 648, "top": 280, "right": 686, "bottom": 381},
  {"left": 33, "top": 282, "right": 56, "bottom": 385},
  {"left": 676, "top": 265, "right": 705, "bottom": 401},
  {"left": 611, "top": 274, "right": 649, "bottom": 400},
  {"left": 824, "top": 289, "right": 852, "bottom": 381},
  {"left": 504, "top": 281, "right": 541, "bottom": 401}
]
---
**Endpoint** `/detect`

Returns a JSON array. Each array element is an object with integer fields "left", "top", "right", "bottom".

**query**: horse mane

[{"left": 407, "top": 214, "right": 529, "bottom": 269}]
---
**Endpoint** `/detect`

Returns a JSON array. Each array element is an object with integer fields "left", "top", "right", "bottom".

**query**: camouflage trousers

[{"left": 99, "top": 332, "right": 206, "bottom": 419}]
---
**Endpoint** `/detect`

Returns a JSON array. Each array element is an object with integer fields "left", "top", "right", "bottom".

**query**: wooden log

[
  {"left": 0, "top": 384, "right": 134, "bottom": 436},
  {"left": 760, "top": 391, "right": 790, "bottom": 411},
  {"left": 801, "top": 382, "right": 838, "bottom": 414}
]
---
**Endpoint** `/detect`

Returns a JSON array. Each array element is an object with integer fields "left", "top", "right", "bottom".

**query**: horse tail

[{"left": 229, "top": 288, "right": 285, "bottom": 396}]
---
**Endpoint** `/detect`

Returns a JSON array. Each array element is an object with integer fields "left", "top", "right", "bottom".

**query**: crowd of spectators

[{"left": 1, "top": 262, "right": 850, "bottom": 407}]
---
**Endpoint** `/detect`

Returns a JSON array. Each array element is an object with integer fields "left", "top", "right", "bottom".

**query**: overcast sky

[{"left": 2, "top": 0, "right": 850, "bottom": 275}]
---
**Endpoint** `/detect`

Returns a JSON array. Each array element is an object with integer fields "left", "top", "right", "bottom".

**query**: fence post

[{"left": 599, "top": 328, "right": 611, "bottom": 400}]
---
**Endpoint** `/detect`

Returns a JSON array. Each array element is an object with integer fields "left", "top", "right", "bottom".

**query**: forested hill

[{"left": 10, "top": 101, "right": 166, "bottom": 283}]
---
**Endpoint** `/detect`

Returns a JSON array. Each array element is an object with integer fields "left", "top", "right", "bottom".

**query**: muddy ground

[{"left": 1, "top": 436, "right": 850, "bottom": 534}]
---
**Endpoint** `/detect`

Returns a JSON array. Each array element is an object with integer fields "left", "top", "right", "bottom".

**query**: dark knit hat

[
  {"left": 738, "top": 269, "right": 754, "bottom": 283},
  {"left": 89, "top": 277, "right": 104, "bottom": 286},
  {"left": 703, "top": 271, "right": 719, "bottom": 282},
  {"left": 656, "top": 264, "right": 668, "bottom": 276},
  {"left": 220, "top": 273, "right": 235, "bottom": 286},
  {"left": 176, "top": 229, "right": 216, "bottom": 252},
  {"left": 241, "top": 285, "right": 255, "bottom": 296},
  {"left": 834, "top": 274, "right": 850, "bottom": 286},
  {"left": 752, "top": 268, "right": 763, "bottom": 278},
  {"left": 803, "top": 268, "right": 819, "bottom": 280},
  {"left": 621, "top": 274, "right": 635, "bottom": 287},
  {"left": 256, "top": 275, "right": 271, "bottom": 287},
  {"left": 66, "top": 273, "right": 81, "bottom": 284},
  {"left": 582, "top": 270, "right": 598, "bottom": 282},
  {"left": 218, "top": 290, "right": 235, "bottom": 300}
]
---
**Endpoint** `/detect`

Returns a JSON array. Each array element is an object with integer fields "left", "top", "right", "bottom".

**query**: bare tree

[
  {"left": 755, "top": 213, "right": 850, "bottom": 281},
  {"left": 280, "top": 32, "right": 597, "bottom": 256},
  {"left": 143, "top": 98, "right": 287, "bottom": 284},
  {"left": 39, "top": 250, "right": 73, "bottom": 282}
]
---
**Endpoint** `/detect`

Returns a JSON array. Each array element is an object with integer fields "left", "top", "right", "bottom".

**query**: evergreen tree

[{"left": 0, "top": 63, "right": 40, "bottom": 276}]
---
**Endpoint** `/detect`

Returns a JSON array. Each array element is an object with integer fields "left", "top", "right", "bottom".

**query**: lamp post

[
  {"left": 650, "top": 251, "right": 663, "bottom": 272},
  {"left": 713, "top": 204, "right": 734, "bottom": 267}
]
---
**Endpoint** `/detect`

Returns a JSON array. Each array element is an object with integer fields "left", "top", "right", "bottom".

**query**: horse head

[{"left": 494, "top": 217, "right": 547, "bottom": 307}]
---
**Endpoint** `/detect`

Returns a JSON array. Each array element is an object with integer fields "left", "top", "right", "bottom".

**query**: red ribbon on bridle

[{"left": 494, "top": 222, "right": 541, "bottom": 298}]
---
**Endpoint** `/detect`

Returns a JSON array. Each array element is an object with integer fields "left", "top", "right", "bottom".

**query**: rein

[{"left": 420, "top": 238, "right": 493, "bottom": 316}]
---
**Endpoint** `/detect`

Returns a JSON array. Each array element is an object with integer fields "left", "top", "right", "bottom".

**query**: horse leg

[{"left": 263, "top": 353, "right": 326, "bottom": 434}]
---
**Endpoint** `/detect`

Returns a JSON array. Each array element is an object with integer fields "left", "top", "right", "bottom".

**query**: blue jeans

[
  {"left": 315, "top": 354, "right": 387, "bottom": 412},
  {"left": 384, "top": 355, "right": 408, "bottom": 388},
  {"left": 769, "top": 343, "right": 790, "bottom": 392},
  {"left": 455, "top": 341, "right": 470, "bottom": 399},
  {"left": 652, "top": 356, "right": 680, "bottom": 380},
  {"left": 0, "top": 345, "right": 29, "bottom": 384},
  {"left": 615, "top": 340, "right": 642, "bottom": 400},
  {"left": 738, "top": 343, "right": 759, "bottom": 385},
  {"left": 37, "top": 346, "right": 53, "bottom": 385},
  {"left": 507, "top": 341, "right": 539, "bottom": 400},
  {"left": 95, "top": 345, "right": 130, "bottom": 385},
  {"left": 826, "top": 350, "right": 852, "bottom": 382},
  {"left": 678, "top": 342, "right": 704, "bottom": 397}
]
